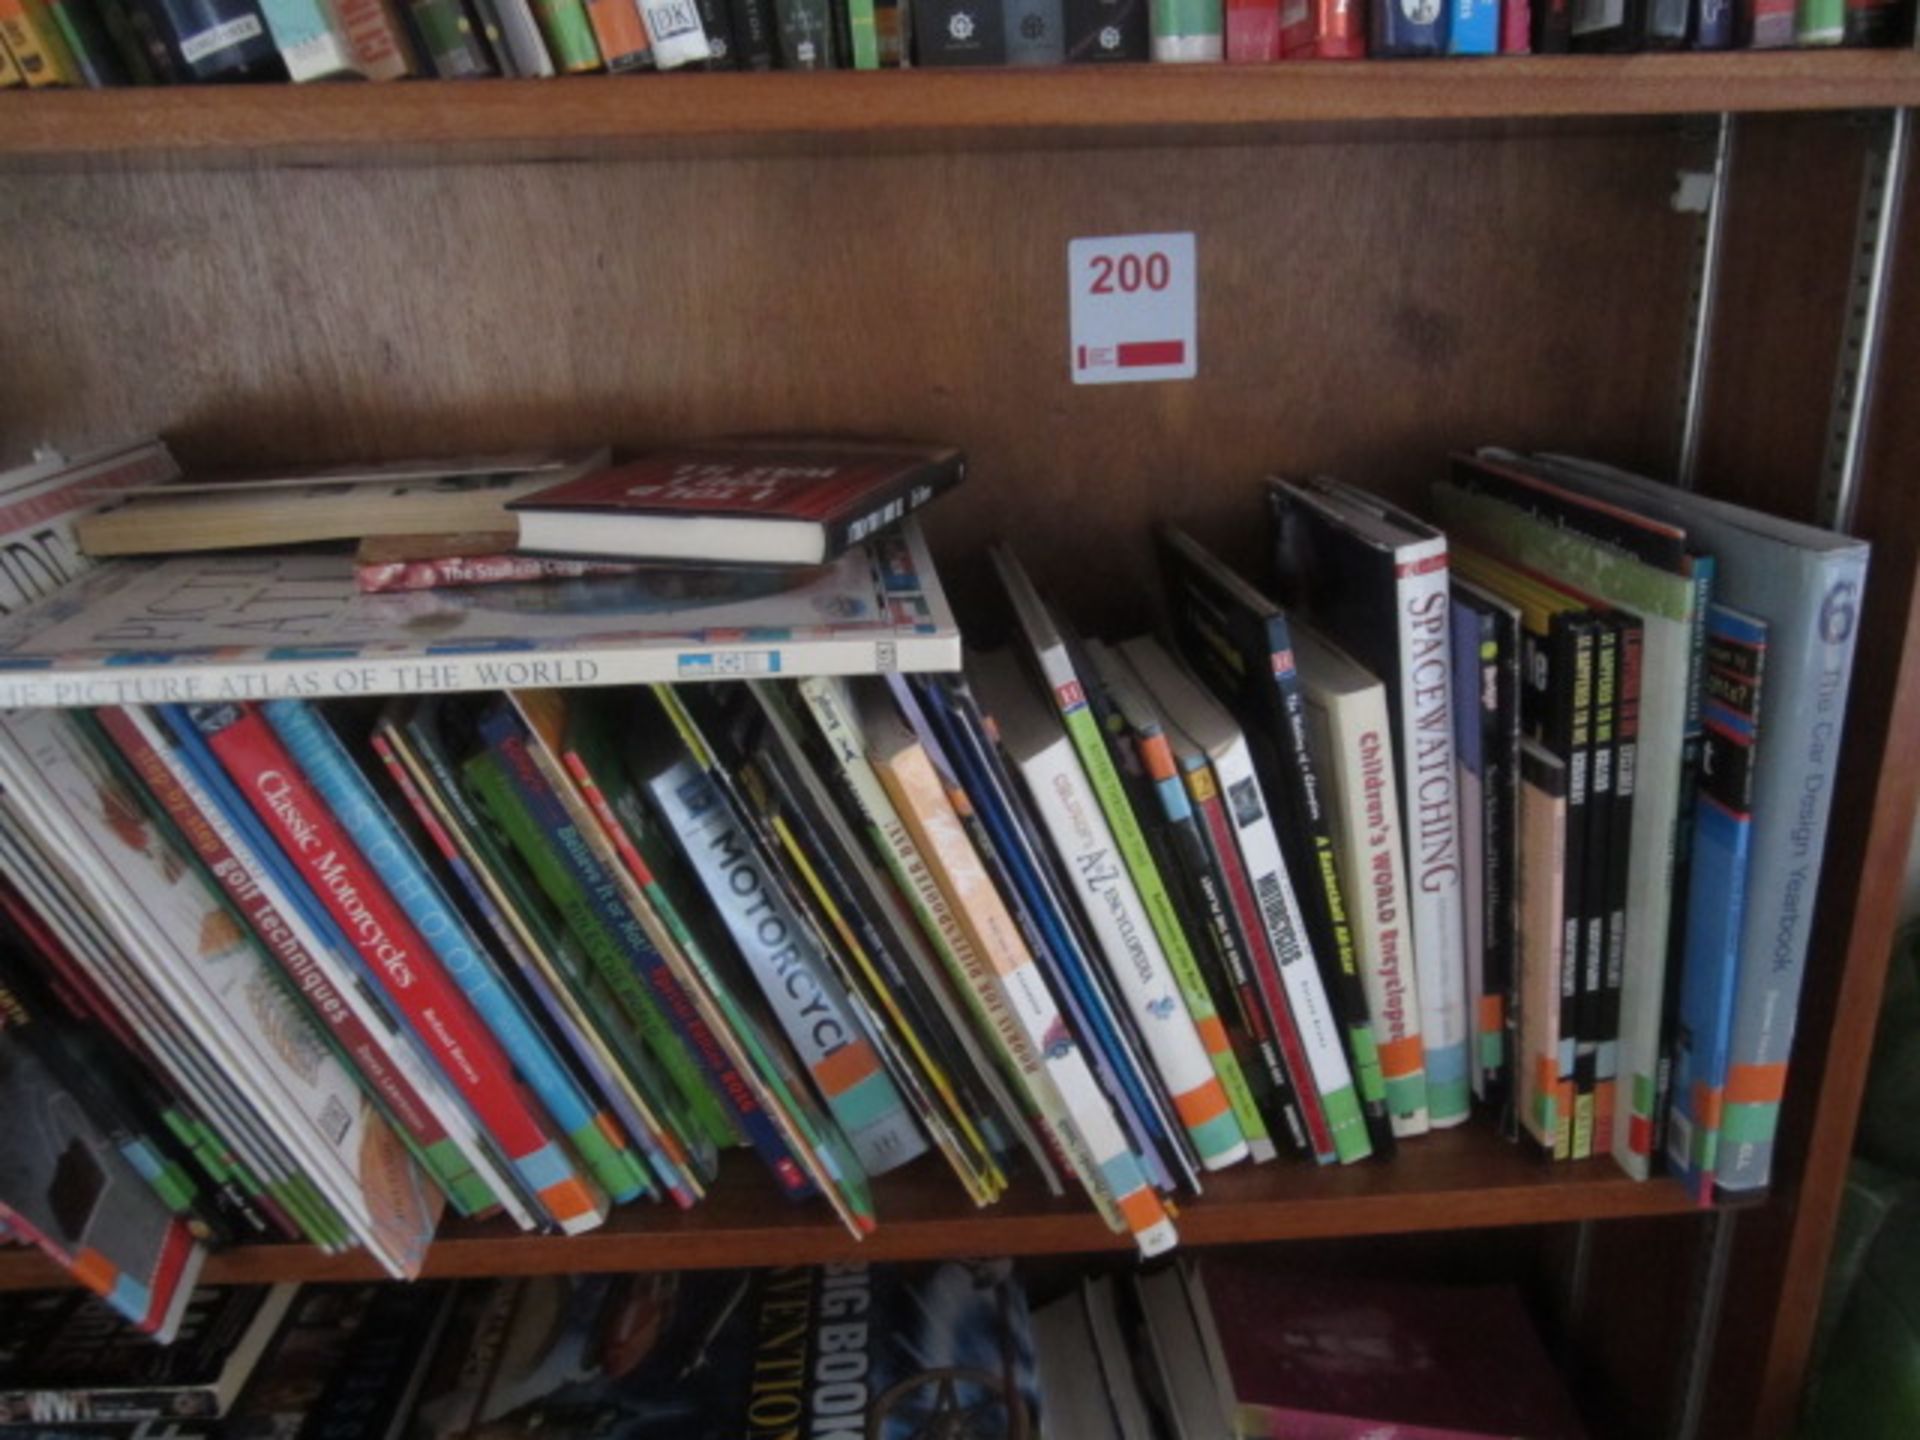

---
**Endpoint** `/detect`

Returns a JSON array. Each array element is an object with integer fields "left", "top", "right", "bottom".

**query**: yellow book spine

[
  {"left": 0, "top": 32, "right": 22, "bottom": 85},
  {"left": 0, "top": 0, "right": 79, "bottom": 86}
]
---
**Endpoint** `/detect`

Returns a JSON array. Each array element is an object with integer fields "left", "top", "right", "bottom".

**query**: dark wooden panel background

[{"left": 0, "top": 122, "right": 1693, "bottom": 627}]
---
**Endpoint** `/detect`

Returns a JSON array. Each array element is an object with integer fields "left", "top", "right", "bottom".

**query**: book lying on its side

[{"left": 0, "top": 519, "right": 960, "bottom": 709}]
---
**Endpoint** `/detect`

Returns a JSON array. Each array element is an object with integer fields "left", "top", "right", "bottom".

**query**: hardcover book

[
  {"left": 0, "top": 1284, "right": 295, "bottom": 1425},
  {"left": 0, "top": 520, "right": 959, "bottom": 710},
  {"left": 75, "top": 453, "right": 606, "bottom": 559},
  {"left": 1267, "top": 479, "right": 1470, "bottom": 1130},
  {"left": 510, "top": 441, "right": 963, "bottom": 567}
]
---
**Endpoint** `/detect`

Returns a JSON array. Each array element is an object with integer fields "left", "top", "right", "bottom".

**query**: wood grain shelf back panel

[
  {"left": 0, "top": 54, "right": 1914, "bottom": 169},
  {"left": 0, "top": 126, "right": 1693, "bottom": 625},
  {"left": 0, "top": 1126, "right": 1696, "bottom": 1289}
]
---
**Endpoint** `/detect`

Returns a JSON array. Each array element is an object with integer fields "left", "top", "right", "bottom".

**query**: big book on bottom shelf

[
  {"left": 0, "top": 440, "right": 1866, "bottom": 1330},
  {"left": 0, "top": 1259, "right": 1587, "bottom": 1440}
]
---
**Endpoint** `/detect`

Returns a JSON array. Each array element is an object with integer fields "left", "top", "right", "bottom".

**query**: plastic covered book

[
  {"left": 0, "top": 521, "right": 958, "bottom": 709},
  {"left": 411, "top": 1262, "right": 1039, "bottom": 1440}
]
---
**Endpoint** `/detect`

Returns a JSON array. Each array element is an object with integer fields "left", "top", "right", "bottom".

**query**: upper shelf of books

[{"left": 1, "top": 53, "right": 1917, "bottom": 169}]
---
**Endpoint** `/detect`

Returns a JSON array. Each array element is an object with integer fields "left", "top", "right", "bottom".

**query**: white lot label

[{"left": 1068, "top": 233, "right": 1197, "bottom": 385}]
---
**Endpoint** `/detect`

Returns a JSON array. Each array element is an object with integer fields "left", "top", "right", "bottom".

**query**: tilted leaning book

[{"left": 0, "top": 519, "right": 958, "bottom": 710}]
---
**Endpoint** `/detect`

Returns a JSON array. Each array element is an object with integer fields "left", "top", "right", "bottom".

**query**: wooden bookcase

[{"left": 3, "top": 57, "right": 1918, "bottom": 1440}]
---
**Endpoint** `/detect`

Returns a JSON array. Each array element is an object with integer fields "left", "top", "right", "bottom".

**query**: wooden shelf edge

[
  {"left": 0, "top": 1134, "right": 1703, "bottom": 1290},
  {"left": 0, "top": 53, "right": 1914, "bottom": 168}
]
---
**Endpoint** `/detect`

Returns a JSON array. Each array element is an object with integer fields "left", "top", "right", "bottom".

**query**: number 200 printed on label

[{"left": 1068, "top": 233, "right": 1197, "bottom": 385}]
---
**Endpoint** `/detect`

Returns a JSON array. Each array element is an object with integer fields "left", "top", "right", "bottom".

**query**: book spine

[
  {"left": 263, "top": 700, "right": 647, "bottom": 1205},
  {"left": 1393, "top": 549, "right": 1472, "bottom": 1127},
  {"left": 649, "top": 755, "right": 926, "bottom": 1177},
  {"left": 874, "top": 736, "right": 1177, "bottom": 1256},
  {"left": 1501, "top": 0, "right": 1531, "bottom": 46},
  {"left": 403, "top": 0, "right": 495, "bottom": 73},
  {"left": 912, "top": 0, "right": 1005, "bottom": 56},
  {"left": 1572, "top": 620, "right": 1617, "bottom": 1162},
  {"left": 633, "top": 0, "right": 708, "bottom": 58},
  {"left": 1597, "top": 618, "right": 1640, "bottom": 1160},
  {"left": 1224, "top": 0, "right": 1278, "bottom": 57},
  {"left": 1001, "top": 0, "right": 1063, "bottom": 57},
  {"left": 770, "top": 0, "right": 829, "bottom": 60},
  {"left": 1185, "top": 758, "right": 1330, "bottom": 1160},
  {"left": 1693, "top": 0, "right": 1731, "bottom": 42},
  {"left": 469, "top": 733, "right": 739, "bottom": 1155},
  {"left": 1127, "top": 727, "right": 1278, "bottom": 1160},
  {"left": 1451, "top": 600, "right": 1490, "bottom": 1109},
  {"left": 1518, "top": 741, "right": 1568, "bottom": 1151},
  {"left": 584, "top": 0, "right": 651, "bottom": 61},
  {"left": 334, "top": 0, "right": 416, "bottom": 74},
  {"left": 149, "top": 706, "right": 532, "bottom": 1227},
  {"left": 797, "top": 678, "right": 1063, "bottom": 1191},
  {"left": 1324, "top": 694, "right": 1431, "bottom": 1138},
  {"left": 1062, "top": 0, "right": 1147, "bottom": 55},
  {"left": 1015, "top": 737, "right": 1252, "bottom": 1171},
  {"left": 486, "top": 0, "right": 554, "bottom": 69},
  {"left": 1550, "top": 616, "right": 1594, "bottom": 1162},
  {"left": 1149, "top": 0, "right": 1220, "bottom": 55},
  {"left": 1795, "top": 0, "right": 1841, "bottom": 39},
  {"left": 1718, "top": 549, "right": 1864, "bottom": 1195},
  {"left": 188, "top": 703, "right": 606, "bottom": 1233},
  {"left": 96, "top": 708, "right": 497, "bottom": 1219},
  {"left": 722, "top": 0, "right": 770, "bottom": 62},
  {"left": 0, "top": 33, "right": 20, "bottom": 81},
  {"left": 1372, "top": 0, "right": 1447, "bottom": 51},
  {"left": 0, "top": 0, "right": 79, "bottom": 83},
  {"left": 1739, "top": 0, "right": 1793, "bottom": 43},
  {"left": 255, "top": 0, "right": 358, "bottom": 77},
  {"left": 370, "top": 731, "right": 688, "bottom": 1206},
  {"left": 1040, "top": 666, "right": 1254, "bottom": 1169},
  {"left": 1669, "top": 607, "right": 1765, "bottom": 1202},
  {"left": 528, "top": 0, "right": 598, "bottom": 61},
  {"left": 143, "top": 0, "right": 282, "bottom": 78},
  {"left": 44, "top": 0, "right": 132, "bottom": 82},
  {"left": 1212, "top": 735, "right": 1368, "bottom": 1162},
  {"left": 1447, "top": 0, "right": 1494, "bottom": 48},
  {"left": 1843, "top": 0, "right": 1902, "bottom": 43}
]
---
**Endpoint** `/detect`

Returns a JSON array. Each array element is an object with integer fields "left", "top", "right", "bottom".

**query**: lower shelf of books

[{"left": 0, "top": 1123, "right": 1694, "bottom": 1291}]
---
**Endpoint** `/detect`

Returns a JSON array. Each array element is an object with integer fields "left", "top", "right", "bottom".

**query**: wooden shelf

[
  {"left": 0, "top": 1125, "right": 1696, "bottom": 1290},
  {"left": 0, "top": 52, "right": 1915, "bottom": 168}
]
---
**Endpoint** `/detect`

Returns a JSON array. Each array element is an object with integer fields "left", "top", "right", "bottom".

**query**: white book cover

[
  {"left": 0, "top": 520, "right": 958, "bottom": 709},
  {"left": 0, "top": 714, "right": 442, "bottom": 1275},
  {"left": 1291, "top": 620, "right": 1431, "bottom": 1139},
  {"left": 969, "top": 650, "right": 1243, "bottom": 1173},
  {"left": 0, "top": 438, "right": 176, "bottom": 618}
]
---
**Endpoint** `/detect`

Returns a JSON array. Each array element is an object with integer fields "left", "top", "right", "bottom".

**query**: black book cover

[
  {"left": 912, "top": 0, "right": 1006, "bottom": 62},
  {"left": 1156, "top": 527, "right": 1396, "bottom": 1159},
  {"left": 1543, "top": 612, "right": 1595, "bottom": 1161},
  {"left": 1598, "top": 613, "right": 1641, "bottom": 1162},
  {"left": 1572, "top": 618, "right": 1618, "bottom": 1161},
  {"left": 1063, "top": 0, "right": 1146, "bottom": 57},
  {"left": 1532, "top": 0, "right": 1572, "bottom": 48},
  {"left": 724, "top": 0, "right": 776, "bottom": 66},
  {"left": 137, "top": 0, "right": 285, "bottom": 80},
  {"left": 691, "top": 0, "right": 739, "bottom": 64}
]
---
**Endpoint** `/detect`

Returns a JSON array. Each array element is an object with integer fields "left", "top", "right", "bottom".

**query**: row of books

[
  {"left": 0, "top": 1260, "right": 1584, "bottom": 1437},
  {"left": 0, "top": 436, "right": 1864, "bottom": 1346},
  {"left": 0, "top": 0, "right": 1908, "bottom": 91}
]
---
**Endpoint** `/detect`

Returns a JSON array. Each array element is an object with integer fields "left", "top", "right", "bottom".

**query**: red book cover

[
  {"left": 94, "top": 707, "right": 455, "bottom": 1164},
  {"left": 508, "top": 440, "right": 964, "bottom": 566},
  {"left": 1204, "top": 1267, "right": 1586, "bottom": 1439},
  {"left": 1191, "top": 772, "right": 1338, "bottom": 1161},
  {"left": 1501, "top": 0, "right": 1531, "bottom": 49},
  {"left": 186, "top": 702, "right": 596, "bottom": 1228},
  {"left": 1299, "top": 0, "right": 1365, "bottom": 55},
  {"left": 1227, "top": 0, "right": 1284, "bottom": 58}
]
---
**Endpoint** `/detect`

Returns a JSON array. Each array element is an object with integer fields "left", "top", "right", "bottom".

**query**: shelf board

[
  {"left": 0, "top": 1125, "right": 1698, "bottom": 1290},
  {"left": 0, "top": 53, "right": 1916, "bottom": 169}
]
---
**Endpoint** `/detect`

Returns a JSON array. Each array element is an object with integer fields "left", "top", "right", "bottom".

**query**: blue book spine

[
  {"left": 1667, "top": 605, "right": 1766, "bottom": 1204},
  {"left": 905, "top": 675, "right": 1186, "bottom": 1196},
  {"left": 1694, "top": 0, "right": 1733, "bottom": 44},
  {"left": 261, "top": 700, "right": 650, "bottom": 1206},
  {"left": 471, "top": 707, "right": 811, "bottom": 1200},
  {"left": 1448, "top": 0, "right": 1497, "bottom": 49},
  {"left": 1372, "top": 0, "right": 1450, "bottom": 52}
]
